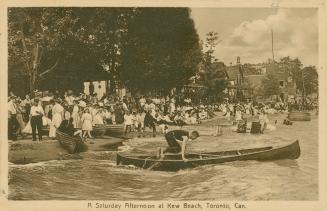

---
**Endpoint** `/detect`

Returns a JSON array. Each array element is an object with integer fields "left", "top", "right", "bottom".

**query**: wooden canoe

[
  {"left": 105, "top": 124, "right": 124, "bottom": 137},
  {"left": 116, "top": 140, "right": 300, "bottom": 171},
  {"left": 288, "top": 111, "right": 311, "bottom": 121},
  {"left": 92, "top": 124, "right": 107, "bottom": 137},
  {"left": 56, "top": 130, "right": 88, "bottom": 154}
]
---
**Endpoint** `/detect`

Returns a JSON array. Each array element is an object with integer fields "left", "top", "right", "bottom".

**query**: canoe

[
  {"left": 92, "top": 124, "right": 107, "bottom": 137},
  {"left": 105, "top": 124, "right": 124, "bottom": 137},
  {"left": 288, "top": 111, "right": 311, "bottom": 121},
  {"left": 56, "top": 130, "right": 88, "bottom": 154},
  {"left": 116, "top": 140, "right": 300, "bottom": 171},
  {"left": 41, "top": 126, "right": 50, "bottom": 135}
]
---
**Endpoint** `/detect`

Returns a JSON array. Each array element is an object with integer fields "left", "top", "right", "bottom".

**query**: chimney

[{"left": 237, "top": 56, "right": 240, "bottom": 65}]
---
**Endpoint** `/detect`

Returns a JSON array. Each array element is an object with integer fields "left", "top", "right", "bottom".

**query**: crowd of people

[
  {"left": 7, "top": 90, "right": 217, "bottom": 141},
  {"left": 8, "top": 89, "right": 318, "bottom": 141}
]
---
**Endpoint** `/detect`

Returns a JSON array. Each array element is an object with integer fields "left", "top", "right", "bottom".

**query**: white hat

[{"left": 79, "top": 101, "right": 86, "bottom": 107}]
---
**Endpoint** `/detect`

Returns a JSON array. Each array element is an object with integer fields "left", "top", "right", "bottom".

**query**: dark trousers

[
  {"left": 164, "top": 133, "right": 181, "bottom": 153},
  {"left": 8, "top": 116, "right": 19, "bottom": 140},
  {"left": 31, "top": 115, "right": 43, "bottom": 141},
  {"left": 144, "top": 113, "right": 156, "bottom": 135}
]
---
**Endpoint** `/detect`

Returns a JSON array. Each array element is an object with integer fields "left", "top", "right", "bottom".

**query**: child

[
  {"left": 81, "top": 108, "right": 93, "bottom": 138},
  {"left": 132, "top": 110, "right": 139, "bottom": 132},
  {"left": 124, "top": 110, "right": 134, "bottom": 135}
]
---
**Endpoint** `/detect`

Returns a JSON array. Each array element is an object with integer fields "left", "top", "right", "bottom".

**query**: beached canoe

[
  {"left": 105, "top": 124, "right": 124, "bottom": 137},
  {"left": 288, "top": 111, "right": 311, "bottom": 121},
  {"left": 92, "top": 124, "right": 107, "bottom": 137},
  {"left": 56, "top": 131, "right": 88, "bottom": 154},
  {"left": 116, "top": 140, "right": 301, "bottom": 171}
]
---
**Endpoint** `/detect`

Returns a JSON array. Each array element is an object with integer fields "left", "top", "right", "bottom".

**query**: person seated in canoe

[{"left": 161, "top": 130, "right": 199, "bottom": 161}]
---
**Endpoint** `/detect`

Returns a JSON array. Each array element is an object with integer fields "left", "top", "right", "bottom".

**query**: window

[{"left": 279, "top": 80, "right": 285, "bottom": 88}]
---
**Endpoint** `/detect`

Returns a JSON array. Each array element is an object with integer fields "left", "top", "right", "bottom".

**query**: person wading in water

[{"left": 160, "top": 130, "right": 199, "bottom": 161}]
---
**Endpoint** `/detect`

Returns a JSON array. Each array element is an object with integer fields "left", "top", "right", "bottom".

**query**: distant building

[
  {"left": 265, "top": 63, "right": 297, "bottom": 102},
  {"left": 225, "top": 56, "right": 298, "bottom": 102}
]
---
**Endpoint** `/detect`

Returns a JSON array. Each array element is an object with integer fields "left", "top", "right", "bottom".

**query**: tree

[
  {"left": 197, "top": 31, "right": 226, "bottom": 100},
  {"left": 198, "top": 62, "right": 228, "bottom": 99},
  {"left": 9, "top": 8, "right": 51, "bottom": 93},
  {"left": 8, "top": 8, "right": 92, "bottom": 93},
  {"left": 8, "top": 8, "right": 135, "bottom": 94},
  {"left": 203, "top": 31, "right": 221, "bottom": 67},
  {"left": 262, "top": 73, "right": 280, "bottom": 97},
  {"left": 299, "top": 66, "right": 318, "bottom": 96},
  {"left": 120, "top": 8, "right": 202, "bottom": 94},
  {"left": 277, "top": 56, "right": 303, "bottom": 90},
  {"left": 85, "top": 8, "right": 135, "bottom": 93}
]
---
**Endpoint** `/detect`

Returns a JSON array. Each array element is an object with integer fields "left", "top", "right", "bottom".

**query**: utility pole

[{"left": 271, "top": 29, "right": 275, "bottom": 62}]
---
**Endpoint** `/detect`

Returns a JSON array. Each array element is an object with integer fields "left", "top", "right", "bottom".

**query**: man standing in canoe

[{"left": 161, "top": 130, "right": 200, "bottom": 161}]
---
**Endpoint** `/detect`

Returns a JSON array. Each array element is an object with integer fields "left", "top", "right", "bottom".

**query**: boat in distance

[
  {"left": 288, "top": 111, "right": 311, "bottom": 121},
  {"left": 116, "top": 140, "right": 301, "bottom": 171}
]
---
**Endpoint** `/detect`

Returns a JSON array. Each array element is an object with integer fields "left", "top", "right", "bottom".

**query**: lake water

[{"left": 8, "top": 113, "right": 318, "bottom": 200}]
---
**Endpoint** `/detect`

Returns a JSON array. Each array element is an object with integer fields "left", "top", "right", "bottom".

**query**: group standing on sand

[
  {"left": 8, "top": 90, "right": 214, "bottom": 141},
  {"left": 8, "top": 89, "right": 317, "bottom": 142}
]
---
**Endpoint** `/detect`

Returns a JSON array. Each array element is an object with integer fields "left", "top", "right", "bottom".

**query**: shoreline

[
  {"left": 9, "top": 112, "right": 316, "bottom": 165},
  {"left": 9, "top": 136, "right": 124, "bottom": 164}
]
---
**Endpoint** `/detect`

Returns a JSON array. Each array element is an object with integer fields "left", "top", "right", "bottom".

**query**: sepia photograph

[{"left": 3, "top": 2, "right": 323, "bottom": 208}]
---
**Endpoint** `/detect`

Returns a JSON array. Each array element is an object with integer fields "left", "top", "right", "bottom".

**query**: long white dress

[
  {"left": 22, "top": 120, "right": 32, "bottom": 134},
  {"left": 49, "top": 103, "right": 64, "bottom": 137},
  {"left": 72, "top": 105, "right": 81, "bottom": 129},
  {"left": 52, "top": 103, "right": 64, "bottom": 127}
]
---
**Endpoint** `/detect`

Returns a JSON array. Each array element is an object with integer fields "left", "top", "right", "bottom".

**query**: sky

[{"left": 190, "top": 8, "right": 318, "bottom": 66}]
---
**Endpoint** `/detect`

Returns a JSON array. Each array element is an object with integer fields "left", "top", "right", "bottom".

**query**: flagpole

[{"left": 271, "top": 29, "right": 275, "bottom": 62}]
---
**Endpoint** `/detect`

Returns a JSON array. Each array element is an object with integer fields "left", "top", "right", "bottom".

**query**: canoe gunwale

[{"left": 116, "top": 140, "right": 300, "bottom": 170}]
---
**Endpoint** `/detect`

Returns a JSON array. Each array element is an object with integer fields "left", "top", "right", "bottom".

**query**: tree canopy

[
  {"left": 120, "top": 8, "right": 202, "bottom": 94},
  {"left": 8, "top": 7, "right": 202, "bottom": 95},
  {"left": 262, "top": 73, "right": 280, "bottom": 97},
  {"left": 298, "top": 66, "right": 318, "bottom": 95},
  {"left": 9, "top": 7, "right": 131, "bottom": 93},
  {"left": 197, "top": 31, "right": 228, "bottom": 100}
]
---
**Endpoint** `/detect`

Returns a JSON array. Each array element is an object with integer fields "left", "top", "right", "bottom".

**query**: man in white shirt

[
  {"left": 30, "top": 98, "right": 44, "bottom": 141},
  {"left": 8, "top": 96, "right": 19, "bottom": 140}
]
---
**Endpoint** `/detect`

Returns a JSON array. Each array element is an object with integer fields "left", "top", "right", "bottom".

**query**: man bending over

[{"left": 163, "top": 130, "right": 199, "bottom": 161}]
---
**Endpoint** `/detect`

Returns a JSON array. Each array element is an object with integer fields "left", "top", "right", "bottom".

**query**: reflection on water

[{"left": 9, "top": 115, "right": 318, "bottom": 200}]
